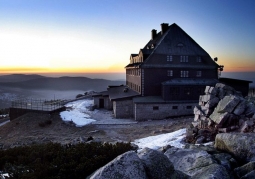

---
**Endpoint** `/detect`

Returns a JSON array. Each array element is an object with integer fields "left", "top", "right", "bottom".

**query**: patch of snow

[
  {"left": 0, "top": 172, "right": 9, "bottom": 179},
  {"left": 0, "top": 114, "right": 8, "bottom": 118},
  {"left": 60, "top": 99, "right": 96, "bottom": 127},
  {"left": 65, "top": 99, "right": 93, "bottom": 112},
  {"left": 133, "top": 128, "right": 186, "bottom": 150},
  {"left": 0, "top": 120, "right": 10, "bottom": 127},
  {"left": 60, "top": 111, "right": 95, "bottom": 127}
]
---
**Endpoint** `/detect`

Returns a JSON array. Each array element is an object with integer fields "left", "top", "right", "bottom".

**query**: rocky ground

[{"left": 0, "top": 110, "right": 193, "bottom": 149}]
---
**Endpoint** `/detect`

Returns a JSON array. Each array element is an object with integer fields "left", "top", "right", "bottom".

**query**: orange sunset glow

[{"left": 0, "top": 0, "right": 254, "bottom": 77}]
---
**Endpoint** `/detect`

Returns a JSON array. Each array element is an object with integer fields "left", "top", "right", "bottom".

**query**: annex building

[{"left": 93, "top": 23, "right": 249, "bottom": 121}]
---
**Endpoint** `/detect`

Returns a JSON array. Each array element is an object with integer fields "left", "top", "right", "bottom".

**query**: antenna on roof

[{"left": 214, "top": 57, "right": 218, "bottom": 61}]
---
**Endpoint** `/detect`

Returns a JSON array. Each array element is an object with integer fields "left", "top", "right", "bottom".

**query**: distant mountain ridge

[
  {"left": 0, "top": 74, "right": 46, "bottom": 82},
  {"left": 0, "top": 74, "right": 125, "bottom": 91}
]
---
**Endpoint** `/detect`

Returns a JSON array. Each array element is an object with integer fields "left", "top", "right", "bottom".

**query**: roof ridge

[{"left": 142, "top": 27, "right": 171, "bottom": 65}]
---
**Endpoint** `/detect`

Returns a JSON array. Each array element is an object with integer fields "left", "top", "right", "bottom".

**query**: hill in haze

[
  {"left": 0, "top": 74, "right": 46, "bottom": 83},
  {"left": 0, "top": 74, "right": 125, "bottom": 91},
  {"left": 0, "top": 74, "right": 125, "bottom": 108}
]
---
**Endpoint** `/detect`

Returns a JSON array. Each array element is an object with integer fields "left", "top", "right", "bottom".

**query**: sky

[{"left": 0, "top": 0, "right": 254, "bottom": 75}]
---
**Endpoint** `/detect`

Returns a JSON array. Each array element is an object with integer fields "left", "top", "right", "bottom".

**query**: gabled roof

[
  {"left": 140, "top": 23, "right": 219, "bottom": 68},
  {"left": 145, "top": 23, "right": 210, "bottom": 56},
  {"left": 131, "top": 54, "right": 138, "bottom": 57},
  {"left": 107, "top": 85, "right": 140, "bottom": 101},
  {"left": 125, "top": 62, "right": 142, "bottom": 68}
]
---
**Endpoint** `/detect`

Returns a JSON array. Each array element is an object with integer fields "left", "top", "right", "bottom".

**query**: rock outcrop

[
  {"left": 89, "top": 144, "right": 250, "bottom": 179},
  {"left": 234, "top": 161, "right": 255, "bottom": 178},
  {"left": 164, "top": 147, "right": 216, "bottom": 176},
  {"left": 137, "top": 148, "right": 175, "bottom": 179},
  {"left": 89, "top": 134, "right": 255, "bottom": 179},
  {"left": 215, "top": 133, "right": 255, "bottom": 163},
  {"left": 89, "top": 148, "right": 190, "bottom": 179},
  {"left": 89, "top": 151, "right": 147, "bottom": 179},
  {"left": 187, "top": 83, "right": 255, "bottom": 144}
]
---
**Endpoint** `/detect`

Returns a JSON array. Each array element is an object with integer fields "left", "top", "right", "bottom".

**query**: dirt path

[{"left": 0, "top": 111, "right": 193, "bottom": 149}]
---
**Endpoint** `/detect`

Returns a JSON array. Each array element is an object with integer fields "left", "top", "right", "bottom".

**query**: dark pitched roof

[
  {"left": 92, "top": 91, "right": 109, "bottom": 97},
  {"left": 144, "top": 23, "right": 209, "bottom": 56},
  {"left": 141, "top": 23, "right": 219, "bottom": 67},
  {"left": 125, "top": 62, "right": 142, "bottom": 68},
  {"left": 107, "top": 85, "right": 140, "bottom": 101}
]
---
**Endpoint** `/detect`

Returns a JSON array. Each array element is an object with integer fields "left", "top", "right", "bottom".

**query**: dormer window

[
  {"left": 197, "top": 56, "right": 201, "bottom": 62},
  {"left": 151, "top": 44, "right": 155, "bottom": 49}
]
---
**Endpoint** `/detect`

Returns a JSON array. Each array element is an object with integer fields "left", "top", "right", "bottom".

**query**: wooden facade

[{"left": 126, "top": 23, "right": 221, "bottom": 101}]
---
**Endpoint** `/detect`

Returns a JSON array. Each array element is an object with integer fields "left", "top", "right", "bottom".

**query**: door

[{"left": 99, "top": 98, "right": 104, "bottom": 108}]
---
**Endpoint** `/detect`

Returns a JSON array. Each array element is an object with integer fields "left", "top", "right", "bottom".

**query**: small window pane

[{"left": 153, "top": 106, "right": 159, "bottom": 110}]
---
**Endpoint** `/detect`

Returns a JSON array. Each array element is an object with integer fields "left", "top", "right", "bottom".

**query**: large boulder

[
  {"left": 212, "top": 153, "right": 238, "bottom": 171},
  {"left": 138, "top": 147, "right": 175, "bottom": 179},
  {"left": 233, "top": 100, "right": 246, "bottom": 115},
  {"left": 217, "top": 95, "right": 241, "bottom": 113},
  {"left": 190, "top": 164, "right": 230, "bottom": 179},
  {"left": 210, "top": 111, "right": 230, "bottom": 127},
  {"left": 234, "top": 161, "right": 255, "bottom": 178},
  {"left": 89, "top": 151, "right": 147, "bottom": 179},
  {"left": 215, "top": 133, "right": 255, "bottom": 163},
  {"left": 164, "top": 147, "right": 216, "bottom": 176}
]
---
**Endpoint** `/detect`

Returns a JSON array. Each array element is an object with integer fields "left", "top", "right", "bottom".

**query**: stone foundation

[{"left": 134, "top": 102, "right": 196, "bottom": 121}]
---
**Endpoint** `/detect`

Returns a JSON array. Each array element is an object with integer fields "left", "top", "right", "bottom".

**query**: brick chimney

[
  {"left": 151, "top": 29, "right": 157, "bottom": 40},
  {"left": 161, "top": 23, "right": 169, "bottom": 35}
]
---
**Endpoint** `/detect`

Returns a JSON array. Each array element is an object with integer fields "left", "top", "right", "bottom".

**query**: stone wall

[
  {"left": 134, "top": 102, "right": 196, "bottom": 121},
  {"left": 93, "top": 96, "right": 112, "bottom": 110},
  {"left": 113, "top": 99, "right": 133, "bottom": 118},
  {"left": 187, "top": 83, "right": 255, "bottom": 144}
]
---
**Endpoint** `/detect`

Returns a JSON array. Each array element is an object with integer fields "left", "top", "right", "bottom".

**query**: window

[
  {"left": 180, "top": 56, "right": 188, "bottom": 62},
  {"left": 172, "top": 106, "right": 178, "bottom": 109},
  {"left": 185, "top": 56, "right": 188, "bottom": 62},
  {"left": 167, "top": 70, "right": 173, "bottom": 76},
  {"left": 153, "top": 106, "right": 159, "bottom": 110},
  {"left": 184, "top": 87, "right": 191, "bottom": 95},
  {"left": 167, "top": 55, "right": 173, "bottom": 62},
  {"left": 186, "top": 106, "right": 192, "bottom": 109},
  {"left": 197, "top": 56, "right": 201, "bottom": 62},
  {"left": 196, "top": 71, "right": 202, "bottom": 77},
  {"left": 180, "top": 71, "right": 189, "bottom": 77},
  {"left": 171, "top": 87, "right": 180, "bottom": 95}
]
